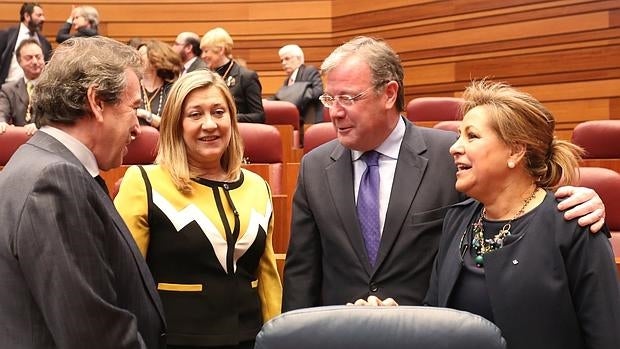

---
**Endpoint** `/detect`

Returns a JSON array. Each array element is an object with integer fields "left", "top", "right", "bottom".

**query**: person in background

[
  {"left": 127, "top": 37, "right": 144, "bottom": 49},
  {"left": 0, "top": 36, "right": 165, "bottom": 349},
  {"left": 172, "top": 31, "right": 207, "bottom": 75},
  {"left": 201, "top": 27, "right": 265, "bottom": 123},
  {"left": 0, "top": 2, "right": 52, "bottom": 85},
  {"left": 55, "top": 5, "right": 99, "bottom": 44},
  {"left": 282, "top": 36, "right": 608, "bottom": 312},
  {"left": 136, "top": 39, "right": 183, "bottom": 128},
  {"left": 0, "top": 38, "right": 44, "bottom": 135},
  {"left": 274, "top": 44, "right": 324, "bottom": 124},
  {"left": 424, "top": 80, "right": 619, "bottom": 349},
  {"left": 115, "top": 69, "right": 281, "bottom": 349}
]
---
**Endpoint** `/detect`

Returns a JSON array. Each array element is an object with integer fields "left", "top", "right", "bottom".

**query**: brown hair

[
  {"left": 139, "top": 40, "right": 183, "bottom": 83},
  {"left": 461, "top": 80, "right": 583, "bottom": 188}
]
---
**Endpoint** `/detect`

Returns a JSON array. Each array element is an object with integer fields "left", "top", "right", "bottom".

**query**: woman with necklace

[
  {"left": 200, "top": 27, "right": 265, "bottom": 123},
  {"left": 137, "top": 40, "right": 183, "bottom": 128},
  {"left": 114, "top": 70, "right": 281, "bottom": 349},
  {"left": 425, "top": 80, "right": 619, "bottom": 348}
]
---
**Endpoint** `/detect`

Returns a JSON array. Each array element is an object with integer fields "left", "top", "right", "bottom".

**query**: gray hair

[
  {"left": 279, "top": 44, "right": 304, "bottom": 63},
  {"left": 33, "top": 36, "right": 143, "bottom": 127},
  {"left": 321, "top": 36, "right": 405, "bottom": 112},
  {"left": 76, "top": 5, "right": 99, "bottom": 28}
]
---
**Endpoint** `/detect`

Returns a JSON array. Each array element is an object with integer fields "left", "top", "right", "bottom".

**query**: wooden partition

[{"left": 1, "top": 1, "right": 617, "bottom": 140}]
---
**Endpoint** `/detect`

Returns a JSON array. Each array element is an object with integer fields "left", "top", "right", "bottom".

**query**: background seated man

[
  {"left": 0, "top": 38, "right": 44, "bottom": 135},
  {"left": 272, "top": 44, "right": 324, "bottom": 124}
]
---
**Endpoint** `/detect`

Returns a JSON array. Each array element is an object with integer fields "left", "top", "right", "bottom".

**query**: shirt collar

[
  {"left": 39, "top": 126, "right": 100, "bottom": 177},
  {"left": 184, "top": 57, "right": 197, "bottom": 72},
  {"left": 352, "top": 116, "right": 406, "bottom": 161}
]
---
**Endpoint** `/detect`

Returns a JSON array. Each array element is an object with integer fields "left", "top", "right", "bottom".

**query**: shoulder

[
  {"left": 240, "top": 168, "right": 270, "bottom": 190},
  {"left": 1, "top": 79, "right": 20, "bottom": 92}
]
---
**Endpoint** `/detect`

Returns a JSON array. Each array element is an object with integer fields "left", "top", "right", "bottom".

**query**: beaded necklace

[
  {"left": 471, "top": 188, "right": 540, "bottom": 267},
  {"left": 141, "top": 82, "right": 163, "bottom": 118}
]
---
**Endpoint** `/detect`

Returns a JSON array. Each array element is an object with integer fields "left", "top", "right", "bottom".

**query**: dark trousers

[{"left": 167, "top": 341, "right": 254, "bottom": 349}]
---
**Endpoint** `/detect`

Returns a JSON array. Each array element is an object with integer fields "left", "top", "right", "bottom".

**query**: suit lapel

[
  {"left": 16, "top": 79, "right": 28, "bottom": 105},
  {"left": 101, "top": 191, "right": 167, "bottom": 323},
  {"left": 373, "top": 121, "right": 429, "bottom": 270},
  {"left": 326, "top": 144, "right": 374, "bottom": 274},
  {"left": 29, "top": 132, "right": 166, "bottom": 324}
]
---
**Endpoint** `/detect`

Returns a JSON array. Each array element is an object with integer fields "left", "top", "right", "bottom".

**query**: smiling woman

[{"left": 114, "top": 69, "right": 282, "bottom": 349}]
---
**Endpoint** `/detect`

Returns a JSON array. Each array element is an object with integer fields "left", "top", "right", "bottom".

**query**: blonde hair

[
  {"left": 461, "top": 80, "right": 583, "bottom": 188},
  {"left": 75, "top": 5, "right": 99, "bottom": 28},
  {"left": 200, "top": 27, "right": 233, "bottom": 57},
  {"left": 156, "top": 69, "right": 243, "bottom": 193}
]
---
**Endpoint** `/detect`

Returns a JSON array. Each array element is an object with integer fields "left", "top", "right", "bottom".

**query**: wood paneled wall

[{"left": 2, "top": 0, "right": 618, "bottom": 138}]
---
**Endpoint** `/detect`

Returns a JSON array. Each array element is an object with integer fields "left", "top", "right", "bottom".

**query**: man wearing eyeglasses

[
  {"left": 282, "top": 36, "right": 608, "bottom": 311},
  {"left": 171, "top": 31, "right": 207, "bottom": 75}
]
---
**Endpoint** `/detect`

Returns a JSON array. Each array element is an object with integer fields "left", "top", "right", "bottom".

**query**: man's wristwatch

[{"left": 145, "top": 112, "right": 153, "bottom": 123}]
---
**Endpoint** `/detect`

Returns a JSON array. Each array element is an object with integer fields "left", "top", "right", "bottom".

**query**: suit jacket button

[{"left": 369, "top": 283, "right": 378, "bottom": 292}]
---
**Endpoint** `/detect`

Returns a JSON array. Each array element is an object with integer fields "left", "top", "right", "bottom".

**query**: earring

[{"left": 508, "top": 161, "right": 515, "bottom": 169}]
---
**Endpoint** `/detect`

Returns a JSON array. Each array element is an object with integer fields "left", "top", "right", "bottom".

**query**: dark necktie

[
  {"left": 94, "top": 175, "right": 110, "bottom": 196},
  {"left": 357, "top": 150, "right": 381, "bottom": 266}
]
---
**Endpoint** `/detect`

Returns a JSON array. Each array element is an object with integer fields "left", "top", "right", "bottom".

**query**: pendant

[{"left": 474, "top": 254, "right": 484, "bottom": 267}]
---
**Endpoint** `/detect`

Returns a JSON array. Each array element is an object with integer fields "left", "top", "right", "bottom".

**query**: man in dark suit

[
  {"left": 0, "top": 36, "right": 166, "bottom": 349},
  {"left": 282, "top": 36, "right": 607, "bottom": 311},
  {"left": 0, "top": 2, "right": 52, "bottom": 86},
  {"left": 0, "top": 38, "right": 44, "bottom": 135},
  {"left": 172, "top": 31, "right": 207, "bottom": 75},
  {"left": 276, "top": 44, "right": 324, "bottom": 124}
]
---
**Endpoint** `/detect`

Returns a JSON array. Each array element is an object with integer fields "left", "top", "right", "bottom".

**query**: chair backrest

[
  {"left": 406, "top": 96, "right": 464, "bottom": 122},
  {"left": 303, "top": 122, "right": 337, "bottom": 154},
  {"left": 255, "top": 305, "right": 506, "bottom": 349},
  {"left": 0, "top": 127, "right": 32, "bottom": 167},
  {"left": 237, "top": 123, "right": 284, "bottom": 194},
  {"left": 263, "top": 100, "right": 300, "bottom": 130},
  {"left": 575, "top": 167, "right": 620, "bottom": 232},
  {"left": 571, "top": 120, "right": 620, "bottom": 159},
  {"left": 433, "top": 120, "right": 461, "bottom": 133},
  {"left": 123, "top": 125, "right": 159, "bottom": 165}
]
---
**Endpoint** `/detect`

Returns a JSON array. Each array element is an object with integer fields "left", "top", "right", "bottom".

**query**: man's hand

[
  {"left": 555, "top": 185, "right": 605, "bottom": 233},
  {"left": 0, "top": 122, "right": 8, "bottom": 134},
  {"left": 24, "top": 123, "right": 37, "bottom": 136},
  {"left": 347, "top": 295, "right": 398, "bottom": 307}
]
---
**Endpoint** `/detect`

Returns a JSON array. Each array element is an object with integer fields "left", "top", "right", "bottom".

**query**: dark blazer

[
  {"left": 0, "top": 26, "right": 52, "bottom": 85},
  {"left": 425, "top": 193, "right": 620, "bottom": 349},
  {"left": 225, "top": 60, "right": 265, "bottom": 123},
  {"left": 55, "top": 22, "right": 98, "bottom": 44},
  {"left": 0, "top": 78, "right": 31, "bottom": 126},
  {"left": 281, "top": 64, "right": 324, "bottom": 124},
  {"left": 0, "top": 131, "right": 166, "bottom": 349},
  {"left": 185, "top": 57, "right": 208, "bottom": 74},
  {"left": 283, "top": 118, "right": 464, "bottom": 310}
]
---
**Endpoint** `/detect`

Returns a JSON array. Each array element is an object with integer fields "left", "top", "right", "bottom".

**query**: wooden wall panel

[{"left": 1, "top": 0, "right": 618, "bottom": 137}]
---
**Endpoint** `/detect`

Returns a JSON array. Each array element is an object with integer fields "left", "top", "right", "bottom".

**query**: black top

[{"left": 448, "top": 208, "right": 537, "bottom": 323}]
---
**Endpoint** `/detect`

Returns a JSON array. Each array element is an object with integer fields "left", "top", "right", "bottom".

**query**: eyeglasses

[{"left": 319, "top": 82, "right": 389, "bottom": 108}]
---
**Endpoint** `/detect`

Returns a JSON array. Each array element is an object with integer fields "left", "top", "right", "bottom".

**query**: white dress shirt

[{"left": 352, "top": 117, "right": 406, "bottom": 235}]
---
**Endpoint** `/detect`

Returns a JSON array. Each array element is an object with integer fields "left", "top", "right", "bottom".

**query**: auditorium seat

[
  {"left": 103, "top": 125, "right": 160, "bottom": 197},
  {"left": 571, "top": 120, "right": 620, "bottom": 159},
  {"left": 123, "top": 125, "right": 159, "bottom": 165},
  {"left": 238, "top": 123, "right": 284, "bottom": 194},
  {"left": 263, "top": 99, "right": 302, "bottom": 162},
  {"left": 303, "top": 122, "right": 337, "bottom": 155},
  {"left": 575, "top": 166, "right": 620, "bottom": 275},
  {"left": 256, "top": 305, "right": 506, "bottom": 349},
  {"left": 0, "top": 126, "right": 32, "bottom": 168},
  {"left": 406, "top": 97, "right": 464, "bottom": 128}
]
